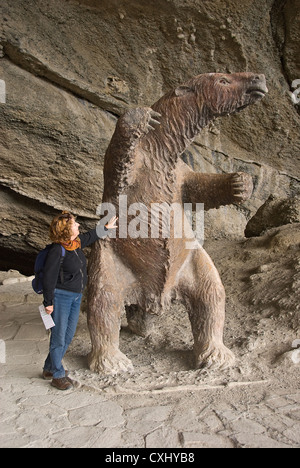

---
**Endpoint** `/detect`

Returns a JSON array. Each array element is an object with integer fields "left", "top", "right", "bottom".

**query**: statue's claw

[
  {"left": 231, "top": 172, "right": 253, "bottom": 204},
  {"left": 195, "top": 342, "right": 235, "bottom": 371},
  {"left": 147, "top": 110, "right": 162, "bottom": 131}
]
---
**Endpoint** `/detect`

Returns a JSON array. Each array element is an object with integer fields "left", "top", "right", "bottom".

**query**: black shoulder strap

[{"left": 59, "top": 246, "right": 66, "bottom": 284}]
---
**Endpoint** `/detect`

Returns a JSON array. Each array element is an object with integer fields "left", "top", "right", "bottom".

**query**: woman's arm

[
  {"left": 42, "top": 244, "right": 63, "bottom": 310},
  {"left": 79, "top": 217, "right": 118, "bottom": 249}
]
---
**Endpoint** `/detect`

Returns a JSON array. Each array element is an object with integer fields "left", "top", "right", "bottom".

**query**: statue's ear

[{"left": 174, "top": 85, "right": 194, "bottom": 97}]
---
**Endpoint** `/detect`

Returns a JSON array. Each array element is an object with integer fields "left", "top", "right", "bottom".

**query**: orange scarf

[{"left": 60, "top": 237, "right": 81, "bottom": 251}]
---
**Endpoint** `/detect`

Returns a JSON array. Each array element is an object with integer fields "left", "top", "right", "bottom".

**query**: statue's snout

[{"left": 247, "top": 74, "right": 268, "bottom": 97}]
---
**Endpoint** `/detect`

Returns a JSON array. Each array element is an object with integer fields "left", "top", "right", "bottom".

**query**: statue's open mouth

[
  {"left": 247, "top": 86, "right": 268, "bottom": 98},
  {"left": 234, "top": 83, "right": 268, "bottom": 113},
  {"left": 249, "top": 89, "right": 267, "bottom": 98}
]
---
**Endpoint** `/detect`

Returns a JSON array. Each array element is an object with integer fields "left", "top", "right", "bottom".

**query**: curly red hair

[{"left": 49, "top": 211, "right": 76, "bottom": 243}]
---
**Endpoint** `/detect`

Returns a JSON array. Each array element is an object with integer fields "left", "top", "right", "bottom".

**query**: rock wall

[{"left": 0, "top": 0, "right": 299, "bottom": 272}]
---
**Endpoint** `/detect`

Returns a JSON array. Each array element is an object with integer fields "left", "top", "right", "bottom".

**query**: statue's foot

[
  {"left": 195, "top": 342, "right": 235, "bottom": 371},
  {"left": 231, "top": 172, "right": 253, "bottom": 204},
  {"left": 88, "top": 349, "right": 134, "bottom": 375}
]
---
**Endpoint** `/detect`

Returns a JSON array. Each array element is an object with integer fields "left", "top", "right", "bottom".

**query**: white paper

[{"left": 39, "top": 305, "right": 55, "bottom": 330}]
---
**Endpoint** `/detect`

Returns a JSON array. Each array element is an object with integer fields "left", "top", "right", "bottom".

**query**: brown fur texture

[{"left": 87, "top": 72, "right": 268, "bottom": 374}]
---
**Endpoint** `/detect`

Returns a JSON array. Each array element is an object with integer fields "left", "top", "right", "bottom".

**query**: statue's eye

[{"left": 219, "top": 78, "right": 230, "bottom": 85}]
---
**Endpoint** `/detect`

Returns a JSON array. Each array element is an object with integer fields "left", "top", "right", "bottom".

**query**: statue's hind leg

[
  {"left": 178, "top": 247, "right": 235, "bottom": 370},
  {"left": 87, "top": 241, "right": 134, "bottom": 375}
]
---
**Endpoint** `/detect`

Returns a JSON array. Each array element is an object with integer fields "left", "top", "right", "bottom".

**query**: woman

[{"left": 42, "top": 211, "right": 117, "bottom": 390}]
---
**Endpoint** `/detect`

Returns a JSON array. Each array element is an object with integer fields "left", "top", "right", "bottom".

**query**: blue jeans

[{"left": 44, "top": 289, "right": 82, "bottom": 379}]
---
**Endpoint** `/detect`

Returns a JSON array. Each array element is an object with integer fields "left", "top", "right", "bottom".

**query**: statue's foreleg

[{"left": 182, "top": 172, "right": 253, "bottom": 210}]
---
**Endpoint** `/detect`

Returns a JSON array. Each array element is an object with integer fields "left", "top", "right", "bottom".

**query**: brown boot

[
  {"left": 42, "top": 370, "right": 53, "bottom": 381},
  {"left": 51, "top": 377, "right": 73, "bottom": 391},
  {"left": 42, "top": 370, "right": 69, "bottom": 381}
]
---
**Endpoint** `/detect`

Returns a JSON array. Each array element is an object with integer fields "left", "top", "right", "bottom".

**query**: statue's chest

[{"left": 132, "top": 149, "right": 178, "bottom": 202}]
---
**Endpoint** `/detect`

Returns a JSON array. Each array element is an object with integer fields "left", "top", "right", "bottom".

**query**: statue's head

[{"left": 174, "top": 72, "right": 268, "bottom": 117}]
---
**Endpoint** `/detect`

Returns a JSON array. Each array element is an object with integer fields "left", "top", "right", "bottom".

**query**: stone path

[{"left": 0, "top": 273, "right": 299, "bottom": 448}]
